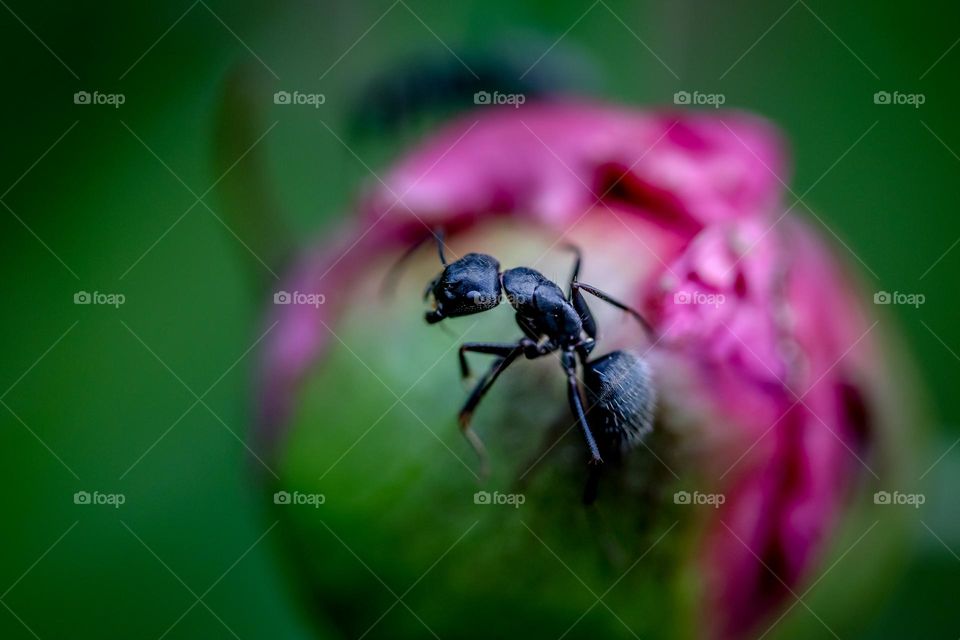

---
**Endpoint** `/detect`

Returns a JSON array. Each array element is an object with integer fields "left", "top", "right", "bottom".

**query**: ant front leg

[
  {"left": 458, "top": 342, "right": 524, "bottom": 381},
  {"left": 458, "top": 343, "right": 527, "bottom": 477},
  {"left": 561, "top": 350, "right": 603, "bottom": 464}
]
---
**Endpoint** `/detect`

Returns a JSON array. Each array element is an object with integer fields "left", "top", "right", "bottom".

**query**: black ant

[{"left": 416, "top": 230, "right": 656, "bottom": 476}]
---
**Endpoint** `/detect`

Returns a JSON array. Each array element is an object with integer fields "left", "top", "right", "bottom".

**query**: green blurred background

[{"left": 1, "top": 1, "right": 958, "bottom": 638}]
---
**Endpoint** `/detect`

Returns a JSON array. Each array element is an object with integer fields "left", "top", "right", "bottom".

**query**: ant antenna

[
  {"left": 434, "top": 228, "right": 447, "bottom": 266},
  {"left": 437, "top": 322, "right": 457, "bottom": 339},
  {"left": 380, "top": 227, "right": 447, "bottom": 297}
]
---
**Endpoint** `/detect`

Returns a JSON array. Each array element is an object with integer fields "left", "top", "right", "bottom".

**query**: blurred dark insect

[{"left": 346, "top": 37, "right": 603, "bottom": 144}]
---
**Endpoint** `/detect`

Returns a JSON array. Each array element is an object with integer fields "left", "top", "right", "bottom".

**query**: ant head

[{"left": 425, "top": 253, "right": 502, "bottom": 323}]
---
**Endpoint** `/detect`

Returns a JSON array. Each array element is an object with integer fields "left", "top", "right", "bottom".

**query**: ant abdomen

[{"left": 583, "top": 350, "right": 656, "bottom": 452}]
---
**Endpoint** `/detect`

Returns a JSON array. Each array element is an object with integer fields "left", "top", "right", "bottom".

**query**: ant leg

[
  {"left": 458, "top": 345, "right": 525, "bottom": 475},
  {"left": 572, "top": 282, "right": 653, "bottom": 337},
  {"left": 583, "top": 462, "right": 602, "bottom": 505},
  {"left": 460, "top": 347, "right": 524, "bottom": 422},
  {"left": 561, "top": 243, "right": 583, "bottom": 295},
  {"left": 514, "top": 313, "right": 542, "bottom": 343},
  {"left": 458, "top": 342, "right": 523, "bottom": 381},
  {"left": 570, "top": 284, "right": 598, "bottom": 341},
  {"left": 561, "top": 246, "right": 599, "bottom": 340},
  {"left": 561, "top": 351, "right": 603, "bottom": 464}
]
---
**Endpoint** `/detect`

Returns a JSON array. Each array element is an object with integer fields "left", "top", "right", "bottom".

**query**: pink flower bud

[{"left": 259, "top": 102, "right": 907, "bottom": 639}]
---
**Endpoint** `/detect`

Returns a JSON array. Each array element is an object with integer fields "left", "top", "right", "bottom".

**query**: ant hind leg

[{"left": 561, "top": 352, "right": 603, "bottom": 464}]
